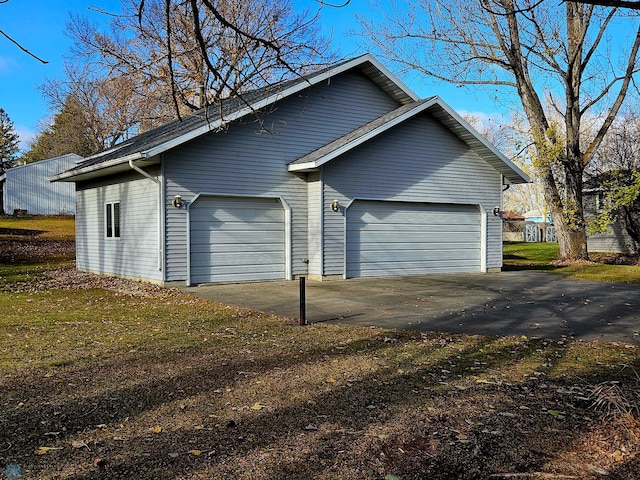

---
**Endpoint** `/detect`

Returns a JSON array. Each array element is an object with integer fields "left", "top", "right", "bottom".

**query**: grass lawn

[
  {"left": 504, "top": 241, "right": 640, "bottom": 284},
  {"left": 1, "top": 218, "right": 639, "bottom": 479}
]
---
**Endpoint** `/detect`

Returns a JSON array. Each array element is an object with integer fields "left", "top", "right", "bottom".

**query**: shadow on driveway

[{"left": 185, "top": 271, "right": 640, "bottom": 344}]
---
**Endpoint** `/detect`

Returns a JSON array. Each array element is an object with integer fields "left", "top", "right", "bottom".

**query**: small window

[{"left": 106, "top": 201, "right": 121, "bottom": 238}]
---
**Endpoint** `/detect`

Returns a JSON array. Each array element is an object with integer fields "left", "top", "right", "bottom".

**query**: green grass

[
  {"left": 0, "top": 215, "right": 75, "bottom": 240},
  {"left": 503, "top": 241, "right": 640, "bottom": 283}
]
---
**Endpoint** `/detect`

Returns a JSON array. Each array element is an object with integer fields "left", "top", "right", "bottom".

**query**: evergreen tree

[
  {"left": 21, "top": 96, "right": 97, "bottom": 164},
  {"left": 0, "top": 108, "right": 19, "bottom": 174}
]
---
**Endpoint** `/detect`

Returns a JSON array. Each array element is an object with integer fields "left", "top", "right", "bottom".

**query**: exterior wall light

[
  {"left": 493, "top": 206, "right": 501, "bottom": 216},
  {"left": 172, "top": 195, "right": 183, "bottom": 209},
  {"left": 331, "top": 199, "right": 341, "bottom": 212}
]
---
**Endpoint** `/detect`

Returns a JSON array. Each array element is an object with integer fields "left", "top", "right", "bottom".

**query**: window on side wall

[{"left": 106, "top": 201, "right": 121, "bottom": 238}]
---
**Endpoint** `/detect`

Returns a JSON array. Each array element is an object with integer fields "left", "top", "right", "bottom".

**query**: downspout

[
  {"left": 129, "top": 159, "right": 159, "bottom": 185},
  {"left": 129, "top": 159, "right": 163, "bottom": 272}
]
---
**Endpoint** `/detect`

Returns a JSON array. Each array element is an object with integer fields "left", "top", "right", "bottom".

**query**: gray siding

[
  {"left": 307, "top": 172, "right": 322, "bottom": 276},
  {"left": 321, "top": 113, "right": 502, "bottom": 276},
  {"left": 584, "top": 193, "right": 638, "bottom": 253},
  {"left": 76, "top": 168, "right": 162, "bottom": 282},
  {"left": 588, "top": 225, "right": 637, "bottom": 253},
  {"left": 4, "top": 154, "right": 80, "bottom": 215},
  {"left": 163, "top": 70, "right": 400, "bottom": 282}
]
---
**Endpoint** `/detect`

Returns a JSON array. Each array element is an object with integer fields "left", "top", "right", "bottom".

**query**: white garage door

[
  {"left": 189, "top": 196, "right": 286, "bottom": 284},
  {"left": 346, "top": 200, "right": 481, "bottom": 278}
]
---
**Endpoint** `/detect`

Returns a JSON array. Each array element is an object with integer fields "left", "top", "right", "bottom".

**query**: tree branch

[{"left": 0, "top": 29, "right": 48, "bottom": 64}]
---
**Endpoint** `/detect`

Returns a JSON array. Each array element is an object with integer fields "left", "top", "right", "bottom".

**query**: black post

[{"left": 299, "top": 276, "right": 306, "bottom": 326}]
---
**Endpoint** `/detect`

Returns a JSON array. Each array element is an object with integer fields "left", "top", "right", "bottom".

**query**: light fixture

[
  {"left": 172, "top": 195, "right": 183, "bottom": 209},
  {"left": 493, "top": 206, "right": 501, "bottom": 216},
  {"left": 331, "top": 199, "right": 340, "bottom": 212}
]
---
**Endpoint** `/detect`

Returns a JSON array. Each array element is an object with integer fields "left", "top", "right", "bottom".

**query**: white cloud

[{"left": 15, "top": 125, "right": 37, "bottom": 152}]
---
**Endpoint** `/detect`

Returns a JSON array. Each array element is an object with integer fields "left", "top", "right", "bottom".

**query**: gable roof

[
  {"left": 52, "top": 54, "right": 418, "bottom": 183},
  {"left": 288, "top": 97, "right": 529, "bottom": 184}
]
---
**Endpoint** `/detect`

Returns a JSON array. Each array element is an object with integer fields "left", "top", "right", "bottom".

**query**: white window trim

[{"left": 105, "top": 201, "right": 121, "bottom": 239}]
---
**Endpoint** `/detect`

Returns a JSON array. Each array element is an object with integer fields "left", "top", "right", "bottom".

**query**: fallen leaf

[
  {"left": 152, "top": 426, "right": 163, "bottom": 433},
  {"left": 35, "top": 446, "right": 63, "bottom": 455},
  {"left": 168, "top": 452, "right": 180, "bottom": 458},
  {"left": 250, "top": 403, "right": 265, "bottom": 411},
  {"left": 326, "top": 377, "right": 337, "bottom": 383},
  {"left": 189, "top": 449, "right": 202, "bottom": 456},
  {"left": 71, "top": 440, "right": 89, "bottom": 449}
]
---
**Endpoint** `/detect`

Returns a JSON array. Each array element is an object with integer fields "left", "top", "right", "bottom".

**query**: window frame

[{"left": 105, "top": 201, "right": 121, "bottom": 239}]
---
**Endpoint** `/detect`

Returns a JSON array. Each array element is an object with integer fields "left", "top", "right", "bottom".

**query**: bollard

[{"left": 299, "top": 276, "right": 306, "bottom": 325}]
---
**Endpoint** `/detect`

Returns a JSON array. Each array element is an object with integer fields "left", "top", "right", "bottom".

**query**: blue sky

[{"left": 0, "top": 0, "right": 500, "bottom": 151}]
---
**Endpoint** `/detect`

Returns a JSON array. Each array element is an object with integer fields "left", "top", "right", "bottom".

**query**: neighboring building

[
  {"left": 584, "top": 187, "right": 638, "bottom": 254},
  {"left": 502, "top": 211, "right": 525, "bottom": 242},
  {"left": 53, "top": 54, "right": 529, "bottom": 286},
  {"left": 1, "top": 153, "right": 81, "bottom": 215}
]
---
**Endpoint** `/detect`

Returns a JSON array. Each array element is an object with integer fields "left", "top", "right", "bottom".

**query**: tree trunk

[{"left": 540, "top": 159, "right": 589, "bottom": 261}]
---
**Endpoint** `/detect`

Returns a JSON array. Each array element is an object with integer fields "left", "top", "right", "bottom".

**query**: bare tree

[
  {"left": 52, "top": 0, "right": 332, "bottom": 132},
  {"left": 359, "top": 0, "right": 640, "bottom": 260},
  {"left": 0, "top": 0, "right": 48, "bottom": 64},
  {"left": 572, "top": 1, "right": 640, "bottom": 8}
]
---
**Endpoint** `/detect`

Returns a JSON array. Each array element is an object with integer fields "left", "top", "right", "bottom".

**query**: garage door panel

[
  {"left": 346, "top": 200, "right": 481, "bottom": 278},
  {"left": 190, "top": 196, "right": 285, "bottom": 284},
  {"left": 191, "top": 263, "right": 285, "bottom": 276},
  {"left": 352, "top": 248, "right": 478, "bottom": 262},
  {"left": 191, "top": 229, "right": 283, "bottom": 244}
]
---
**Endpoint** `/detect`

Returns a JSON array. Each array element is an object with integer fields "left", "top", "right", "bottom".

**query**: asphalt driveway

[{"left": 185, "top": 271, "right": 640, "bottom": 344}]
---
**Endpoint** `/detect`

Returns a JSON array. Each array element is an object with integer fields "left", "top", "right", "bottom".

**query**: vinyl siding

[
  {"left": 163, "top": 70, "right": 400, "bottom": 282},
  {"left": 321, "top": 113, "right": 502, "bottom": 276},
  {"left": 4, "top": 154, "right": 80, "bottom": 215},
  {"left": 307, "top": 172, "right": 321, "bottom": 275},
  {"left": 75, "top": 168, "right": 162, "bottom": 282}
]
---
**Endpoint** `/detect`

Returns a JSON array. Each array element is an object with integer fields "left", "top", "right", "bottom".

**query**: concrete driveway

[{"left": 185, "top": 271, "right": 640, "bottom": 344}]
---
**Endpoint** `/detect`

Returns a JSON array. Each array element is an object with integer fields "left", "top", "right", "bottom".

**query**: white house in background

[
  {"left": 52, "top": 54, "right": 529, "bottom": 286},
  {"left": 1, "top": 153, "right": 82, "bottom": 215}
]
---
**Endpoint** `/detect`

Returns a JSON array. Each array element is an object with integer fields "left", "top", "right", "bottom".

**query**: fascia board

[
  {"left": 360, "top": 54, "right": 420, "bottom": 102},
  {"left": 50, "top": 152, "right": 145, "bottom": 182}
]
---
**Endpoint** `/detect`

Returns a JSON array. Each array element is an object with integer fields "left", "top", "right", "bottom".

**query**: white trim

[
  {"left": 185, "top": 192, "right": 292, "bottom": 286},
  {"left": 319, "top": 171, "right": 325, "bottom": 277},
  {"left": 51, "top": 152, "right": 145, "bottom": 182},
  {"left": 479, "top": 204, "right": 488, "bottom": 272},
  {"left": 104, "top": 200, "right": 121, "bottom": 240}
]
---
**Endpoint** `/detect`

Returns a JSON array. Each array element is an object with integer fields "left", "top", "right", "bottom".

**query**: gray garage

[{"left": 53, "top": 54, "right": 528, "bottom": 286}]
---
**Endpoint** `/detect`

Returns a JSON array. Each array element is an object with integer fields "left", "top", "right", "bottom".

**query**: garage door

[
  {"left": 346, "top": 200, "right": 481, "bottom": 278},
  {"left": 189, "top": 196, "right": 285, "bottom": 284}
]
